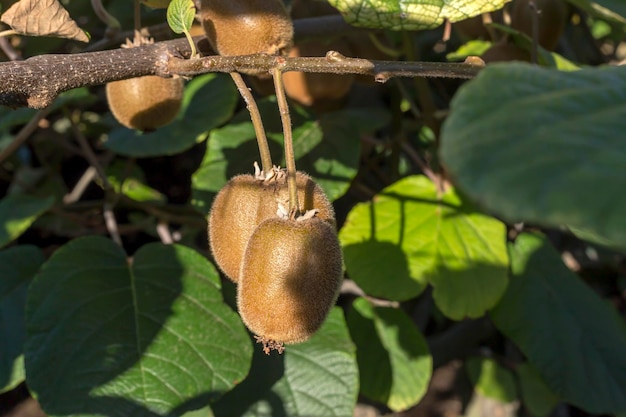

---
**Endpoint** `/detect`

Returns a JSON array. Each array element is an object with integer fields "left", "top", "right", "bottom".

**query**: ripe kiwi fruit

[
  {"left": 510, "top": 0, "right": 568, "bottom": 51},
  {"left": 208, "top": 170, "right": 335, "bottom": 283},
  {"left": 237, "top": 215, "right": 343, "bottom": 351},
  {"left": 199, "top": 0, "right": 293, "bottom": 57},
  {"left": 283, "top": 38, "right": 355, "bottom": 107},
  {"left": 106, "top": 75, "right": 184, "bottom": 132},
  {"left": 480, "top": 42, "right": 531, "bottom": 63}
]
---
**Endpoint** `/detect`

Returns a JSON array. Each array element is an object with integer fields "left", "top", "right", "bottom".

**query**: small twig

[
  {"left": 134, "top": 0, "right": 142, "bottom": 33},
  {"left": 103, "top": 202, "right": 123, "bottom": 246},
  {"left": 63, "top": 166, "right": 98, "bottom": 204},
  {"left": 229, "top": 73, "right": 273, "bottom": 174},
  {"left": 69, "top": 114, "right": 112, "bottom": 190},
  {"left": 0, "top": 108, "right": 52, "bottom": 164},
  {"left": 272, "top": 66, "right": 299, "bottom": 215},
  {"left": 156, "top": 221, "right": 174, "bottom": 245},
  {"left": 0, "top": 30, "right": 18, "bottom": 39},
  {"left": 0, "top": 36, "right": 21, "bottom": 61},
  {"left": 90, "top": 0, "right": 121, "bottom": 35},
  {"left": 400, "top": 142, "right": 438, "bottom": 184}
]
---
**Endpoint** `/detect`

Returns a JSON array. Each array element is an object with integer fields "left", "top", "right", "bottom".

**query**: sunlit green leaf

[
  {"left": 0, "top": 194, "right": 55, "bottom": 248},
  {"left": 212, "top": 308, "right": 358, "bottom": 417},
  {"left": 347, "top": 298, "right": 431, "bottom": 411},
  {"left": 167, "top": 0, "right": 195, "bottom": 34},
  {"left": 339, "top": 176, "right": 509, "bottom": 318},
  {"left": 328, "top": 0, "right": 511, "bottom": 30},
  {"left": 466, "top": 357, "right": 517, "bottom": 403},
  {"left": 25, "top": 237, "right": 252, "bottom": 417}
]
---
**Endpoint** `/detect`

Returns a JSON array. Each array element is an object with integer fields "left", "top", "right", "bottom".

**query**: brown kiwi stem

[
  {"left": 272, "top": 67, "right": 299, "bottom": 216},
  {"left": 230, "top": 73, "right": 274, "bottom": 174},
  {"left": 91, "top": 0, "right": 121, "bottom": 33},
  {"left": 134, "top": 0, "right": 142, "bottom": 32}
]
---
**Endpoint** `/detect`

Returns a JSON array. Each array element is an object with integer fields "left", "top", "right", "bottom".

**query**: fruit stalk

[
  {"left": 272, "top": 67, "right": 299, "bottom": 216},
  {"left": 229, "top": 72, "right": 273, "bottom": 174}
]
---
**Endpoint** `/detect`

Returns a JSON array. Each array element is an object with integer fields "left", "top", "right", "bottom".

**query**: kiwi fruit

[
  {"left": 208, "top": 169, "right": 335, "bottom": 283},
  {"left": 237, "top": 215, "right": 343, "bottom": 351},
  {"left": 480, "top": 42, "right": 531, "bottom": 63},
  {"left": 199, "top": 0, "right": 293, "bottom": 57},
  {"left": 106, "top": 75, "right": 184, "bottom": 132},
  {"left": 283, "top": 38, "right": 355, "bottom": 107},
  {"left": 510, "top": 0, "right": 568, "bottom": 51}
]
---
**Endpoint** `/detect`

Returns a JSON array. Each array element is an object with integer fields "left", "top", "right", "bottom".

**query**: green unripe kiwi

[
  {"left": 510, "top": 0, "right": 568, "bottom": 51},
  {"left": 199, "top": 0, "right": 293, "bottom": 57},
  {"left": 106, "top": 75, "right": 183, "bottom": 132},
  {"left": 208, "top": 171, "right": 335, "bottom": 283},
  {"left": 237, "top": 216, "right": 343, "bottom": 350}
]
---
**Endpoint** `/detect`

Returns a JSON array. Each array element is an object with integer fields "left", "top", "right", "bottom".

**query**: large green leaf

[
  {"left": 339, "top": 175, "right": 509, "bottom": 318},
  {"left": 0, "top": 194, "right": 55, "bottom": 248},
  {"left": 328, "top": 0, "right": 510, "bottom": 30},
  {"left": 440, "top": 64, "right": 626, "bottom": 250},
  {"left": 490, "top": 233, "right": 626, "bottom": 414},
  {"left": 104, "top": 73, "right": 237, "bottom": 157},
  {"left": 191, "top": 100, "right": 368, "bottom": 211},
  {"left": 25, "top": 237, "right": 252, "bottom": 417},
  {"left": 0, "top": 245, "right": 45, "bottom": 393},
  {"left": 212, "top": 308, "right": 358, "bottom": 417},
  {"left": 347, "top": 298, "right": 431, "bottom": 411},
  {"left": 466, "top": 357, "right": 517, "bottom": 403},
  {"left": 516, "top": 362, "right": 559, "bottom": 417}
]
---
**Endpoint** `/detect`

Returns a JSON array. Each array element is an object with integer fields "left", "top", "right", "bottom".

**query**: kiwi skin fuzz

[
  {"left": 237, "top": 216, "right": 343, "bottom": 346},
  {"left": 200, "top": 0, "right": 293, "bottom": 57},
  {"left": 208, "top": 171, "right": 335, "bottom": 283},
  {"left": 106, "top": 75, "right": 183, "bottom": 132}
]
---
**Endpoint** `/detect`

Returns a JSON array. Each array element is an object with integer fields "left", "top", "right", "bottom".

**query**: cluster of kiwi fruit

[
  {"left": 208, "top": 167, "right": 343, "bottom": 353},
  {"left": 201, "top": 0, "right": 343, "bottom": 353},
  {"left": 106, "top": 33, "right": 184, "bottom": 132}
]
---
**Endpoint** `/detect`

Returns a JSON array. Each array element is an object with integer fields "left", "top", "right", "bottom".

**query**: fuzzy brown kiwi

[
  {"left": 283, "top": 38, "right": 355, "bottom": 108},
  {"left": 199, "top": 0, "right": 293, "bottom": 57},
  {"left": 510, "top": 0, "right": 568, "bottom": 51},
  {"left": 208, "top": 170, "right": 335, "bottom": 283},
  {"left": 237, "top": 216, "right": 343, "bottom": 351},
  {"left": 106, "top": 75, "right": 183, "bottom": 132},
  {"left": 480, "top": 42, "right": 531, "bottom": 63}
]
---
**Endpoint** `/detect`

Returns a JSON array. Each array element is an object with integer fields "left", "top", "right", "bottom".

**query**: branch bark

[{"left": 0, "top": 19, "right": 483, "bottom": 109}]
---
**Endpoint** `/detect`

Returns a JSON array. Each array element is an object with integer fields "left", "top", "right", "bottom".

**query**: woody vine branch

[{"left": 0, "top": 30, "right": 482, "bottom": 110}]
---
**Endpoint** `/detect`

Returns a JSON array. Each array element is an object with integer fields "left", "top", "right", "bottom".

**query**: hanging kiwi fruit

[
  {"left": 208, "top": 167, "right": 335, "bottom": 283},
  {"left": 199, "top": 0, "right": 293, "bottom": 57},
  {"left": 510, "top": 0, "right": 568, "bottom": 51},
  {"left": 283, "top": 38, "right": 355, "bottom": 108},
  {"left": 237, "top": 215, "right": 343, "bottom": 352},
  {"left": 105, "top": 34, "right": 184, "bottom": 132}
]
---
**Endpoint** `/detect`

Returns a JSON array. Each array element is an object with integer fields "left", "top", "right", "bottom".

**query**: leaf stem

[
  {"left": 91, "top": 0, "right": 122, "bottom": 34},
  {"left": 229, "top": 73, "right": 273, "bottom": 174},
  {"left": 272, "top": 67, "right": 299, "bottom": 216}
]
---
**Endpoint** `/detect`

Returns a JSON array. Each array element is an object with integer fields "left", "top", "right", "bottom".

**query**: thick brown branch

[
  {"left": 0, "top": 38, "right": 189, "bottom": 109},
  {"left": 0, "top": 32, "right": 481, "bottom": 109}
]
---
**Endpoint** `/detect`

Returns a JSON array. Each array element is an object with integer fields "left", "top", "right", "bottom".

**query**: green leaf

[
  {"left": 25, "top": 237, "right": 252, "bottom": 417},
  {"left": 440, "top": 64, "right": 626, "bottom": 250},
  {"left": 328, "top": 0, "right": 510, "bottom": 30},
  {"left": 191, "top": 99, "right": 362, "bottom": 211},
  {"left": 106, "top": 161, "right": 165, "bottom": 203},
  {"left": 339, "top": 176, "right": 509, "bottom": 318},
  {"left": 516, "top": 363, "right": 559, "bottom": 417},
  {"left": 167, "top": 0, "right": 195, "bottom": 34},
  {"left": 490, "top": 233, "right": 626, "bottom": 414},
  {"left": 567, "top": 0, "right": 626, "bottom": 24},
  {"left": 212, "top": 308, "right": 358, "bottom": 417},
  {"left": 466, "top": 357, "right": 517, "bottom": 403},
  {"left": 104, "top": 73, "right": 237, "bottom": 157},
  {"left": 0, "top": 194, "right": 54, "bottom": 248},
  {"left": 0, "top": 245, "right": 45, "bottom": 393},
  {"left": 446, "top": 40, "right": 491, "bottom": 61},
  {"left": 347, "top": 298, "right": 431, "bottom": 411}
]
